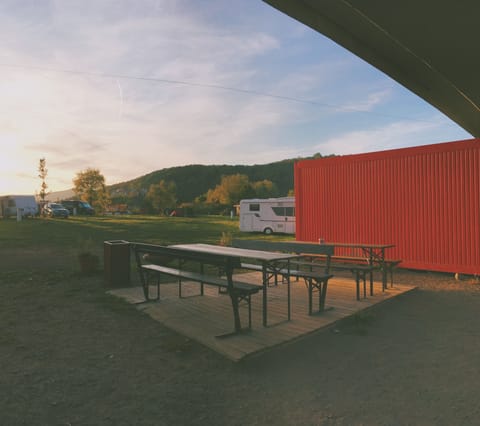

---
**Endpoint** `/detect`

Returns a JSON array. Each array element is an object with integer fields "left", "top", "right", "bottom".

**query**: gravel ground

[{"left": 2, "top": 252, "right": 480, "bottom": 425}]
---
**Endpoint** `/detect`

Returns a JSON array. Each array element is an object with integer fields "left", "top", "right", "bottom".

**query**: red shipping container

[{"left": 294, "top": 138, "right": 480, "bottom": 275}]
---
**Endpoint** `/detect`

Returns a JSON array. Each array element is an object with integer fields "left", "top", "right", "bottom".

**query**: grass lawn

[
  {"left": 0, "top": 214, "right": 293, "bottom": 274},
  {"left": 0, "top": 214, "right": 244, "bottom": 251}
]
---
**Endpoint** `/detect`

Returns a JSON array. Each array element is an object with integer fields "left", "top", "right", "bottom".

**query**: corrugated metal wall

[{"left": 294, "top": 138, "right": 480, "bottom": 274}]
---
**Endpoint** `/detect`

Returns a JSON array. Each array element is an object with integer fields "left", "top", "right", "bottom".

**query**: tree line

[{"left": 38, "top": 159, "right": 292, "bottom": 215}]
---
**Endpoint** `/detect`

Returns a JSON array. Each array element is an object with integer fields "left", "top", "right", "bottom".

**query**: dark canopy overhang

[{"left": 264, "top": 0, "right": 479, "bottom": 136}]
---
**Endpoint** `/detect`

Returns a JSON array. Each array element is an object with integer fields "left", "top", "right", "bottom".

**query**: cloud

[
  {"left": 335, "top": 89, "right": 391, "bottom": 112},
  {"left": 312, "top": 119, "right": 446, "bottom": 156}
]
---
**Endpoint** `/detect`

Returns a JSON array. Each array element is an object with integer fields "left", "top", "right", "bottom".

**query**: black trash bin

[{"left": 104, "top": 240, "right": 130, "bottom": 288}]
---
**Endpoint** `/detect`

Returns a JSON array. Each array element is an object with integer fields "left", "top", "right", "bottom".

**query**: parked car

[
  {"left": 61, "top": 200, "right": 95, "bottom": 215},
  {"left": 44, "top": 203, "right": 69, "bottom": 218}
]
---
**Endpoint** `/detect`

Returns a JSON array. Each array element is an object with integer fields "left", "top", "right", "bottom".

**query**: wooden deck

[{"left": 109, "top": 273, "right": 416, "bottom": 362}]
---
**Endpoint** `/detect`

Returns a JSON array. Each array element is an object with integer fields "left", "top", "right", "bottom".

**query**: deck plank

[{"left": 109, "top": 272, "right": 416, "bottom": 361}]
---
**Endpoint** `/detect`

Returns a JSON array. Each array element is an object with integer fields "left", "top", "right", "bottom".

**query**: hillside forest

[{"left": 108, "top": 160, "right": 298, "bottom": 215}]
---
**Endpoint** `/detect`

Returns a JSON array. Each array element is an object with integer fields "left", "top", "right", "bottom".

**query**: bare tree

[{"left": 38, "top": 158, "right": 49, "bottom": 213}]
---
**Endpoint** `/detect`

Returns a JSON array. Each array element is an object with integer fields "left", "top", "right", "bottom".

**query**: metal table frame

[{"left": 170, "top": 243, "right": 300, "bottom": 326}]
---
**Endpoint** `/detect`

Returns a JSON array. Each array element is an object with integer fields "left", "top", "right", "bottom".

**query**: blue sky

[{"left": 0, "top": 0, "right": 471, "bottom": 194}]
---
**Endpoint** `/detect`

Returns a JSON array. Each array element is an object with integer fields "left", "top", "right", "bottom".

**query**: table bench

[
  {"left": 132, "top": 242, "right": 262, "bottom": 335},
  {"left": 315, "top": 256, "right": 402, "bottom": 290},
  {"left": 232, "top": 239, "right": 376, "bottom": 301},
  {"left": 232, "top": 239, "right": 334, "bottom": 313},
  {"left": 297, "top": 254, "right": 374, "bottom": 300}
]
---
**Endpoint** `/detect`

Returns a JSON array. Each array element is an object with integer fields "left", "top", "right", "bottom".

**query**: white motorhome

[
  {"left": 239, "top": 197, "right": 295, "bottom": 235},
  {"left": 0, "top": 195, "right": 38, "bottom": 218}
]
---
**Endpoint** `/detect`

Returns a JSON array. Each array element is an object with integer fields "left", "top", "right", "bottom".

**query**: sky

[{"left": 0, "top": 0, "right": 472, "bottom": 195}]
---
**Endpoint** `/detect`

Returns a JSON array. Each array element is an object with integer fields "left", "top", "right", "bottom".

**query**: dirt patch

[{"left": 2, "top": 249, "right": 480, "bottom": 425}]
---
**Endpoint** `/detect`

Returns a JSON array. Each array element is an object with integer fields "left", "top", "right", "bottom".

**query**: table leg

[
  {"left": 381, "top": 263, "right": 388, "bottom": 291},
  {"left": 287, "top": 260, "right": 291, "bottom": 321},
  {"left": 262, "top": 264, "right": 268, "bottom": 327},
  {"left": 228, "top": 292, "right": 242, "bottom": 332},
  {"left": 319, "top": 279, "right": 328, "bottom": 311},
  {"left": 381, "top": 248, "right": 387, "bottom": 291}
]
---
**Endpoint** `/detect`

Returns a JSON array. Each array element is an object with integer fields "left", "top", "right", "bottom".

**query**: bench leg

[
  {"left": 362, "top": 272, "right": 367, "bottom": 298},
  {"left": 381, "top": 267, "right": 388, "bottom": 291},
  {"left": 315, "top": 279, "right": 328, "bottom": 312},
  {"left": 307, "top": 279, "right": 313, "bottom": 315},
  {"left": 287, "top": 276, "right": 291, "bottom": 321},
  {"left": 200, "top": 264, "right": 205, "bottom": 296},
  {"left": 306, "top": 278, "right": 329, "bottom": 315},
  {"left": 351, "top": 270, "right": 368, "bottom": 300},
  {"left": 216, "top": 290, "right": 257, "bottom": 338},
  {"left": 354, "top": 272, "right": 360, "bottom": 300},
  {"left": 142, "top": 270, "right": 160, "bottom": 301},
  {"left": 318, "top": 279, "right": 328, "bottom": 311},
  {"left": 139, "top": 269, "right": 149, "bottom": 300},
  {"left": 380, "top": 265, "right": 396, "bottom": 291},
  {"left": 229, "top": 292, "right": 242, "bottom": 333},
  {"left": 138, "top": 267, "right": 148, "bottom": 300},
  {"left": 388, "top": 262, "right": 401, "bottom": 287}
]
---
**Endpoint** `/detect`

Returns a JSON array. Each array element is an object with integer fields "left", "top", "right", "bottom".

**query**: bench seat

[
  {"left": 133, "top": 242, "right": 263, "bottom": 335},
  {"left": 288, "top": 257, "right": 373, "bottom": 300},
  {"left": 289, "top": 261, "right": 372, "bottom": 300},
  {"left": 240, "top": 262, "right": 263, "bottom": 272},
  {"left": 142, "top": 263, "right": 261, "bottom": 296}
]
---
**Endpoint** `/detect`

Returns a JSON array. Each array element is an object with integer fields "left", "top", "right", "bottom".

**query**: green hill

[{"left": 108, "top": 159, "right": 297, "bottom": 206}]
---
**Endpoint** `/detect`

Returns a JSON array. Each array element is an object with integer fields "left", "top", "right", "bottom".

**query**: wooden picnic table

[
  {"left": 298, "top": 241, "right": 396, "bottom": 290},
  {"left": 170, "top": 243, "right": 301, "bottom": 327}
]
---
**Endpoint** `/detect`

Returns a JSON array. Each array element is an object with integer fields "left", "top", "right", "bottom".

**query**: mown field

[
  {"left": 1, "top": 214, "right": 243, "bottom": 253},
  {"left": 0, "top": 214, "right": 292, "bottom": 273}
]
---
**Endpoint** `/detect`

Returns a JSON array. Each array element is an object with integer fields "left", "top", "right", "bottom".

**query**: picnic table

[
  {"left": 326, "top": 242, "right": 397, "bottom": 290},
  {"left": 231, "top": 240, "right": 398, "bottom": 299},
  {"left": 170, "top": 243, "right": 302, "bottom": 326},
  {"left": 285, "top": 241, "right": 397, "bottom": 289},
  {"left": 133, "top": 242, "right": 263, "bottom": 336}
]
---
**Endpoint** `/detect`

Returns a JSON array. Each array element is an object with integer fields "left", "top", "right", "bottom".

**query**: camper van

[
  {"left": 0, "top": 195, "right": 38, "bottom": 218},
  {"left": 239, "top": 197, "right": 295, "bottom": 235}
]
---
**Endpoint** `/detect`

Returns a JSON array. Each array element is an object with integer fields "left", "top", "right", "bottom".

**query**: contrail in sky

[{"left": 116, "top": 79, "right": 124, "bottom": 119}]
